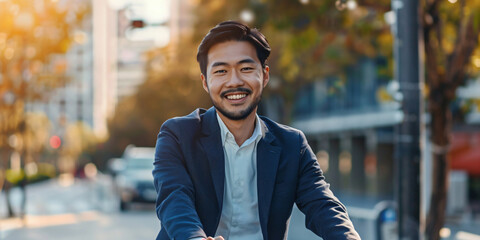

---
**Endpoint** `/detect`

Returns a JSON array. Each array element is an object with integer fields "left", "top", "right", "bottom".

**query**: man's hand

[{"left": 205, "top": 236, "right": 224, "bottom": 240}]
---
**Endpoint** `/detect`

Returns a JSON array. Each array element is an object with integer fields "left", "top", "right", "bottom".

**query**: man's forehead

[{"left": 207, "top": 40, "right": 258, "bottom": 66}]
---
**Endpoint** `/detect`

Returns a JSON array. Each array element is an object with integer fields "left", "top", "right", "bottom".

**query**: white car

[{"left": 114, "top": 145, "right": 156, "bottom": 211}]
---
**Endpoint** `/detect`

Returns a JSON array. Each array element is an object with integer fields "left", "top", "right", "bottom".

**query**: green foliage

[
  {"left": 5, "top": 168, "right": 25, "bottom": 185},
  {"left": 5, "top": 162, "right": 56, "bottom": 185},
  {"left": 254, "top": 0, "right": 392, "bottom": 82}
]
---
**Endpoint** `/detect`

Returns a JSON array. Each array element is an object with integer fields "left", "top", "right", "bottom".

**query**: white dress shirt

[
  {"left": 214, "top": 113, "right": 263, "bottom": 239},
  {"left": 190, "top": 113, "right": 263, "bottom": 240}
]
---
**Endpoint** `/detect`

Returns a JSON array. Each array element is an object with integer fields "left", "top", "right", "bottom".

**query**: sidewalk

[
  {"left": 0, "top": 174, "right": 117, "bottom": 216},
  {"left": 337, "top": 193, "right": 480, "bottom": 240},
  {"left": 0, "top": 174, "right": 118, "bottom": 238}
]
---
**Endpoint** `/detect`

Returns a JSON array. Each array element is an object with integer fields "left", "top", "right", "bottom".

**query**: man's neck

[{"left": 217, "top": 110, "right": 257, "bottom": 146}]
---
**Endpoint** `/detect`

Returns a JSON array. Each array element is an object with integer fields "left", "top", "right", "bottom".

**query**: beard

[{"left": 211, "top": 91, "right": 262, "bottom": 121}]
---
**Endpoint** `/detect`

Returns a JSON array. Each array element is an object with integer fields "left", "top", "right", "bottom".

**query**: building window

[
  {"left": 339, "top": 151, "right": 352, "bottom": 175},
  {"left": 316, "top": 150, "right": 330, "bottom": 173}
]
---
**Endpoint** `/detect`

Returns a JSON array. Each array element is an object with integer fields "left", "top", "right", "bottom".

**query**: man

[{"left": 153, "top": 21, "right": 360, "bottom": 240}]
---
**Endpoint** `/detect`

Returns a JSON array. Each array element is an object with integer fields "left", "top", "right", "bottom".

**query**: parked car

[{"left": 113, "top": 145, "right": 156, "bottom": 211}]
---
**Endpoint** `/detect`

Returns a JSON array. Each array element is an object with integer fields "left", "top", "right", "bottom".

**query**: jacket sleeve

[
  {"left": 295, "top": 131, "right": 361, "bottom": 240},
  {"left": 152, "top": 120, "right": 207, "bottom": 240}
]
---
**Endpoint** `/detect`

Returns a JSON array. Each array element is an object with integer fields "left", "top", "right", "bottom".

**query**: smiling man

[{"left": 152, "top": 21, "right": 360, "bottom": 240}]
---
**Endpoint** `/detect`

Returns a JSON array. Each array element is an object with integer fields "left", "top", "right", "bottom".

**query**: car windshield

[{"left": 125, "top": 158, "right": 153, "bottom": 169}]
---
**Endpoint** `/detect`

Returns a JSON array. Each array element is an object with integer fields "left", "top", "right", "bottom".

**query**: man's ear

[
  {"left": 262, "top": 66, "right": 270, "bottom": 88},
  {"left": 201, "top": 74, "right": 209, "bottom": 93}
]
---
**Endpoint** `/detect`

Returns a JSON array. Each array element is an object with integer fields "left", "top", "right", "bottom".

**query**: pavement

[
  {"left": 1, "top": 175, "right": 480, "bottom": 240},
  {"left": 337, "top": 193, "right": 480, "bottom": 240},
  {"left": 0, "top": 173, "right": 123, "bottom": 239}
]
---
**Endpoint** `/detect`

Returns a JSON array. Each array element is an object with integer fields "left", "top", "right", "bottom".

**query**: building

[
  {"left": 29, "top": 0, "right": 118, "bottom": 140},
  {"left": 283, "top": 57, "right": 402, "bottom": 198},
  {"left": 92, "top": 0, "right": 118, "bottom": 138}
]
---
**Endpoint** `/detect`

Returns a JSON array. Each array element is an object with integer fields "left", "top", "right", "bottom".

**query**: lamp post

[{"left": 391, "top": 0, "right": 422, "bottom": 239}]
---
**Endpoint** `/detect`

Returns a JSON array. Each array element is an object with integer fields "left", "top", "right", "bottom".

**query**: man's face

[{"left": 201, "top": 41, "right": 269, "bottom": 121}]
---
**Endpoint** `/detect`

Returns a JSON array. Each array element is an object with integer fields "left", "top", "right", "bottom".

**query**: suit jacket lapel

[
  {"left": 257, "top": 120, "right": 281, "bottom": 238},
  {"left": 199, "top": 107, "right": 225, "bottom": 210},
  {"left": 199, "top": 109, "right": 281, "bottom": 237}
]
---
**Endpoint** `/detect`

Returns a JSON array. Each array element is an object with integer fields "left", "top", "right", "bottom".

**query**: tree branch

[
  {"left": 446, "top": 15, "right": 480, "bottom": 100},
  {"left": 423, "top": 0, "right": 442, "bottom": 89},
  {"left": 454, "top": 0, "right": 467, "bottom": 48}
]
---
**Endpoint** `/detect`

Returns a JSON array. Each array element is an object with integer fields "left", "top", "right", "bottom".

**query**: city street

[
  {"left": 1, "top": 175, "right": 479, "bottom": 240},
  {"left": 0, "top": 175, "right": 319, "bottom": 240},
  {"left": 0, "top": 175, "right": 158, "bottom": 240}
]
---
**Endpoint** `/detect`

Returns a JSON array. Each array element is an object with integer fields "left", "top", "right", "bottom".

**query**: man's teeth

[{"left": 226, "top": 94, "right": 247, "bottom": 100}]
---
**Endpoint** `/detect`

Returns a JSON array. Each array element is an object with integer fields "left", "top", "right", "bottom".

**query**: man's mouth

[
  {"left": 226, "top": 93, "right": 247, "bottom": 100},
  {"left": 221, "top": 88, "right": 252, "bottom": 101}
]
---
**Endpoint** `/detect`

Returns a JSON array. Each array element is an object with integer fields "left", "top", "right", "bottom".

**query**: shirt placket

[{"left": 228, "top": 136, "right": 241, "bottom": 230}]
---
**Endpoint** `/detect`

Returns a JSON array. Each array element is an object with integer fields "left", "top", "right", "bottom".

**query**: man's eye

[
  {"left": 214, "top": 70, "right": 227, "bottom": 74},
  {"left": 241, "top": 67, "right": 253, "bottom": 71}
]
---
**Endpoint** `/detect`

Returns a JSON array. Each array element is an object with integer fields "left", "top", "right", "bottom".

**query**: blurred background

[{"left": 0, "top": 0, "right": 480, "bottom": 239}]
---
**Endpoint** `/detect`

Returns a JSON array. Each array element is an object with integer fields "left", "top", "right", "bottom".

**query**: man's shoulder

[
  {"left": 162, "top": 108, "right": 208, "bottom": 131},
  {"left": 165, "top": 108, "right": 205, "bottom": 123},
  {"left": 259, "top": 116, "right": 304, "bottom": 140}
]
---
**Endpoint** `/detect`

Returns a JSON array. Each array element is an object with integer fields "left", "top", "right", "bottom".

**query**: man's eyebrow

[
  {"left": 238, "top": 59, "right": 256, "bottom": 64},
  {"left": 211, "top": 62, "right": 229, "bottom": 68},
  {"left": 211, "top": 59, "right": 256, "bottom": 68}
]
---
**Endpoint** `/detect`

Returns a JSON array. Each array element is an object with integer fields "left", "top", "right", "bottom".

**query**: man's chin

[
  {"left": 212, "top": 95, "right": 261, "bottom": 121},
  {"left": 219, "top": 111, "right": 251, "bottom": 121},
  {"left": 215, "top": 106, "right": 255, "bottom": 121}
]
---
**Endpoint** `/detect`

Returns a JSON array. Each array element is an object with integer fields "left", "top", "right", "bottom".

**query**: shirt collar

[{"left": 216, "top": 111, "right": 263, "bottom": 147}]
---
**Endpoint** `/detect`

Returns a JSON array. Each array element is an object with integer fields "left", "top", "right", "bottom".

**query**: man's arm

[
  {"left": 294, "top": 132, "right": 361, "bottom": 240},
  {"left": 153, "top": 120, "right": 207, "bottom": 239}
]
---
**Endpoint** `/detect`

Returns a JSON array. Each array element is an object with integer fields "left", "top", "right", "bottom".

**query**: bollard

[{"left": 375, "top": 201, "right": 398, "bottom": 240}]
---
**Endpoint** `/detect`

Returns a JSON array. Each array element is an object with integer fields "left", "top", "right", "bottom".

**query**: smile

[{"left": 226, "top": 94, "right": 247, "bottom": 100}]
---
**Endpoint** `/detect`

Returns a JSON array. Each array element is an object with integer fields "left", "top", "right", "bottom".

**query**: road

[
  {"left": 0, "top": 175, "right": 158, "bottom": 240},
  {"left": 0, "top": 175, "right": 319, "bottom": 240},
  {"left": 2, "top": 175, "right": 478, "bottom": 240}
]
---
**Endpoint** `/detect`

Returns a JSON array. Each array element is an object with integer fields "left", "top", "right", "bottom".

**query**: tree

[
  {"left": 422, "top": 0, "right": 480, "bottom": 239},
  {"left": 3, "top": 112, "right": 51, "bottom": 217},
  {"left": 0, "top": 0, "right": 89, "bottom": 218},
  {"left": 254, "top": 0, "right": 393, "bottom": 122}
]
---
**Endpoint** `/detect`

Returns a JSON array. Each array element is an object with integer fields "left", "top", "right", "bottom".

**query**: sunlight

[{"left": 0, "top": 211, "right": 101, "bottom": 233}]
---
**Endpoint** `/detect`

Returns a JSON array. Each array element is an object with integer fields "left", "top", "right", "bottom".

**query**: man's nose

[{"left": 225, "top": 70, "right": 244, "bottom": 87}]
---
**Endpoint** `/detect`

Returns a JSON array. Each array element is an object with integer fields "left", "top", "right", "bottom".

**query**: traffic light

[
  {"left": 49, "top": 135, "right": 61, "bottom": 149},
  {"left": 130, "top": 20, "right": 145, "bottom": 28}
]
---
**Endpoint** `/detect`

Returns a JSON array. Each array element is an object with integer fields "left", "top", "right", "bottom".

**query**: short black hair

[{"left": 196, "top": 21, "right": 271, "bottom": 78}]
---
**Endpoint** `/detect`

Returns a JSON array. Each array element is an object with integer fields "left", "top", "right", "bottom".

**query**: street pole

[{"left": 392, "top": 0, "right": 422, "bottom": 239}]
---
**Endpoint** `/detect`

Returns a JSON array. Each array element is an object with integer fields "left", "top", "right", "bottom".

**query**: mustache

[{"left": 220, "top": 88, "right": 252, "bottom": 98}]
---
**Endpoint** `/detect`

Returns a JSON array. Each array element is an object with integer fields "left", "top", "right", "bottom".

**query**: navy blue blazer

[{"left": 153, "top": 107, "right": 360, "bottom": 240}]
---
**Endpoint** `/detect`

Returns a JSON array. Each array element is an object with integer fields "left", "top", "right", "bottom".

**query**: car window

[{"left": 126, "top": 158, "right": 153, "bottom": 169}]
